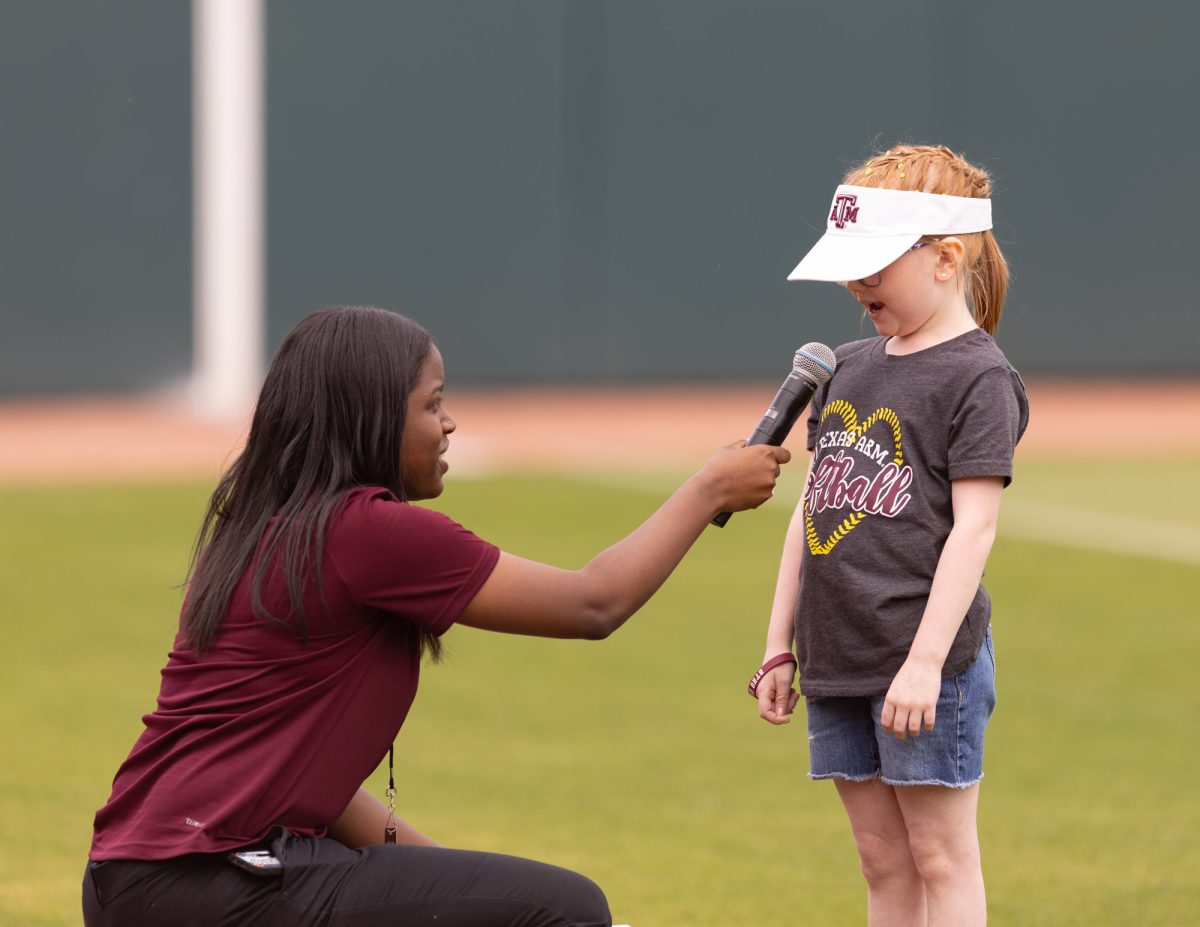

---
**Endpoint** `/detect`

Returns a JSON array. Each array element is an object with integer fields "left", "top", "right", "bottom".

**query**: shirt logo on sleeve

[{"left": 804, "top": 400, "right": 913, "bottom": 555}]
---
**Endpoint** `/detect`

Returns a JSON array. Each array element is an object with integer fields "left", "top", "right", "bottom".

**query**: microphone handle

[{"left": 711, "top": 374, "right": 817, "bottom": 528}]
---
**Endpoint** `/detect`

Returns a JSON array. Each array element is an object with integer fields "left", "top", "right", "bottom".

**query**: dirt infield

[{"left": 1, "top": 378, "right": 1198, "bottom": 484}]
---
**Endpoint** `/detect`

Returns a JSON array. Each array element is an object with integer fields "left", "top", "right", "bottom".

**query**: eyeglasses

[{"left": 845, "top": 240, "right": 933, "bottom": 289}]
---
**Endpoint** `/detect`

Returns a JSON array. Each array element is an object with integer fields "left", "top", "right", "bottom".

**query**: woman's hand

[
  {"left": 880, "top": 658, "right": 941, "bottom": 740},
  {"left": 757, "top": 659, "right": 800, "bottom": 725},
  {"left": 697, "top": 441, "right": 791, "bottom": 513}
]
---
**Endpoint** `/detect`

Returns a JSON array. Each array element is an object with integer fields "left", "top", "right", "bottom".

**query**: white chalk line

[
  {"left": 999, "top": 500, "right": 1200, "bottom": 567},
  {"left": 510, "top": 471, "right": 1200, "bottom": 568}
]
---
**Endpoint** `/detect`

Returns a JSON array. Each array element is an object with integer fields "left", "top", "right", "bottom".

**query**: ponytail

[{"left": 967, "top": 230, "right": 1009, "bottom": 336}]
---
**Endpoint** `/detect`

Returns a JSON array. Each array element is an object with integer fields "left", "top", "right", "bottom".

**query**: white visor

[{"left": 787, "top": 185, "right": 992, "bottom": 282}]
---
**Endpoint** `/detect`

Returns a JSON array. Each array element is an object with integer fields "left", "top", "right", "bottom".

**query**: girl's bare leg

[
  {"left": 894, "top": 784, "right": 985, "bottom": 927},
  {"left": 835, "top": 779, "right": 927, "bottom": 927}
]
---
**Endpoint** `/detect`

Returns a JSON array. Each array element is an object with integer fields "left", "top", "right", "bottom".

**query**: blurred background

[
  {"left": 2, "top": 0, "right": 1197, "bottom": 400},
  {"left": 2, "top": 3, "right": 1198, "bottom": 926}
]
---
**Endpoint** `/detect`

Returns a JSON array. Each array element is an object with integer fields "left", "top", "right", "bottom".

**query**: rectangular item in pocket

[{"left": 226, "top": 849, "right": 283, "bottom": 876}]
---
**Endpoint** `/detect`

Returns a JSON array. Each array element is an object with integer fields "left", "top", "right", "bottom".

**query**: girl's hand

[
  {"left": 698, "top": 441, "right": 791, "bottom": 514},
  {"left": 881, "top": 477, "right": 1002, "bottom": 740},
  {"left": 757, "top": 661, "right": 800, "bottom": 725},
  {"left": 880, "top": 659, "right": 941, "bottom": 740}
]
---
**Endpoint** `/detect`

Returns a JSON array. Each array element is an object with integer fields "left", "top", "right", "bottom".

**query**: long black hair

[{"left": 181, "top": 306, "right": 435, "bottom": 655}]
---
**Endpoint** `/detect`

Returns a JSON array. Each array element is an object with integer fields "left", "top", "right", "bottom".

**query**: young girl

[
  {"left": 750, "top": 145, "right": 1028, "bottom": 926},
  {"left": 84, "top": 306, "right": 788, "bottom": 927}
]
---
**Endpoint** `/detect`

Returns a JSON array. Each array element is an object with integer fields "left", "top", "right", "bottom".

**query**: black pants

[{"left": 82, "top": 828, "right": 611, "bottom": 926}]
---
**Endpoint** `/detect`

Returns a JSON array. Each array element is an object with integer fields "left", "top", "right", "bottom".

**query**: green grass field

[{"left": 2, "top": 461, "right": 1198, "bottom": 925}]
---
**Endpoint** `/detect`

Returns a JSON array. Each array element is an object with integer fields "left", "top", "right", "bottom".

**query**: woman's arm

[
  {"left": 880, "top": 476, "right": 1005, "bottom": 739},
  {"left": 458, "top": 442, "right": 789, "bottom": 640},
  {"left": 327, "top": 786, "right": 440, "bottom": 848}
]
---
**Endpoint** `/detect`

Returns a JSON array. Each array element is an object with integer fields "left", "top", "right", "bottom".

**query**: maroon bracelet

[{"left": 748, "top": 652, "right": 798, "bottom": 697}]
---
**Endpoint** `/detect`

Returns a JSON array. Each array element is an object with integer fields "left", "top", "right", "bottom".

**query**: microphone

[{"left": 712, "top": 342, "right": 836, "bottom": 527}]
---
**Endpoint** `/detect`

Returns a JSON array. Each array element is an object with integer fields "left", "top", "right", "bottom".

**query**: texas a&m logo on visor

[{"left": 829, "top": 193, "right": 859, "bottom": 229}]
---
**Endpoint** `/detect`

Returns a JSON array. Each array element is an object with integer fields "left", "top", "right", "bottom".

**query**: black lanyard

[{"left": 384, "top": 744, "right": 397, "bottom": 844}]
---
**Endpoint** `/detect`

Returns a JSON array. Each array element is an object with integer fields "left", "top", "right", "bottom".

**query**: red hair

[{"left": 845, "top": 145, "right": 1009, "bottom": 335}]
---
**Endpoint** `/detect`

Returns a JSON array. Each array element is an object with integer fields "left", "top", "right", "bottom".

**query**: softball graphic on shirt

[{"left": 804, "top": 399, "right": 914, "bottom": 556}]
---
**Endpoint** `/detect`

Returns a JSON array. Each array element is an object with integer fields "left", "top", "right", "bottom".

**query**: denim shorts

[{"left": 805, "top": 629, "right": 996, "bottom": 789}]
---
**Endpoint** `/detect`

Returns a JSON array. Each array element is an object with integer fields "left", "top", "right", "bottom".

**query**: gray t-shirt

[{"left": 796, "top": 329, "right": 1029, "bottom": 697}]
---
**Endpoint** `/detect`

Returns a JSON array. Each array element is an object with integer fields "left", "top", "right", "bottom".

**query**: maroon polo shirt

[{"left": 90, "top": 487, "right": 498, "bottom": 860}]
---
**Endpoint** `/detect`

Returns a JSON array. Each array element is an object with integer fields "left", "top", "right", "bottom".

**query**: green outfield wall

[{"left": 2, "top": 0, "right": 1196, "bottom": 394}]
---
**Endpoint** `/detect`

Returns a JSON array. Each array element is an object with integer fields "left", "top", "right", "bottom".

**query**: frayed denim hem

[
  {"left": 806, "top": 772, "right": 985, "bottom": 789},
  {"left": 808, "top": 771, "right": 881, "bottom": 783},
  {"left": 880, "top": 772, "right": 985, "bottom": 790}
]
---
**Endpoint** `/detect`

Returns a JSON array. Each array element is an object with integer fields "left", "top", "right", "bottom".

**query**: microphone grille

[{"left": 794, "top": 342, "right": 836, "bottom": 384}]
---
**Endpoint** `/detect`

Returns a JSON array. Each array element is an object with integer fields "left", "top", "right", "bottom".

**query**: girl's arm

[
  {"left": 327, "top": 786, "right": 440, "bottom": 848},
  {"left": 458, "top": 442, "right": 789, "bottom": 640},
  {"left": 880, "top": 475, "right": 1005, "bottom": 739},
  {"left": 756, "top": 457, "right": 816, "bottom": 725}
]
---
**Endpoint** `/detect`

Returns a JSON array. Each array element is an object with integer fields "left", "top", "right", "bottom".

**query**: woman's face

[{"left": 400, "top": 345, "right": 455, "bottom": 500}]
